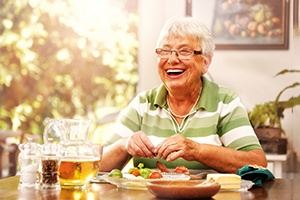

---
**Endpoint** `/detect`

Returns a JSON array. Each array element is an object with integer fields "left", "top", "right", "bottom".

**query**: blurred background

[
  {"left": 0, "top": 0, "right": 138, "bottom": 177},
  {"left": 0, "top": 0, "right": 139, "bottom": 140}
]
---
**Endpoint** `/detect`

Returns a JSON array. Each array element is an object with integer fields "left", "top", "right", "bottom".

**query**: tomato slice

[
  {"left": 174, "top": 166, "right": 189, "bottom": 174},
  {"left": 149, "top": 171, "right": 163, "bottom": 179}
]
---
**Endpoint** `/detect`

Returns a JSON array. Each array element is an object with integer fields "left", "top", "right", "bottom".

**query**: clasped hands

[{"left": 125, "top": 131, "right": 196, "bottom": 162}]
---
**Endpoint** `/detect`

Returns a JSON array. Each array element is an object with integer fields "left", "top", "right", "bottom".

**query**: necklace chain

[{"left": 167, "top": 91, "right": 201, "bottom": 119}]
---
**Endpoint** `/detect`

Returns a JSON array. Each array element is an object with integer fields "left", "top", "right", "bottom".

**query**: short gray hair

[{"left": 156, "top": 17, "right": 215, "bottom": 56}]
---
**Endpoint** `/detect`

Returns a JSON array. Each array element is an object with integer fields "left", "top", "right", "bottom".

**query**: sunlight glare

[{"left": 69, "top": 0, "right": 124, "bottom": 40}]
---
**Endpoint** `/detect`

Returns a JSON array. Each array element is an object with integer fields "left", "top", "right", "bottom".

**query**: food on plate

[
  {"left": 128, "top": 163, "right": 153, "bottom": 179},
  {"left": 109, "top": 162, "right": 190, "bottom": 181},
  {"left": 108, "top": 169, "right": 123, "bottom": 178},
  {"left": 206, "top": 173, "right": 241, "bottom": 189},
  {"left": 156, "top": 161, "right": 190, "bottom": 175},
  {"left": 139, "top": 168, "right": 153, "bottom": 179},
  {"left": 156, "top": 161, "right": 171, "bottom": 172},
  {"left": 174, "top": 165, "right": 189, "bottom": 174},
  {"left": 104, "top": 163, "right": 192, "bottom": 190},
  {"left": 149, "top": 171, "right": 163, "bottom": 179},
  {"left": 129, "top": 168, "right": 140, "bottom": 177}
]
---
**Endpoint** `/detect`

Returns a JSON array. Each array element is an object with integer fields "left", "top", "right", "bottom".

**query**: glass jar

[
  {"left": 43, "top": 118, "right": 102, "bottom": 189},
  {"left": 18, "top": 138, "right": 40, "bottom": 189},
  {"left": 38, "top": 138, "right": 61, "bottom": 190}
]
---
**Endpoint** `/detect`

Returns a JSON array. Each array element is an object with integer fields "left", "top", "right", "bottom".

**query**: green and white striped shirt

[{"left": 104, "top": 76, "right": 262, "bottom": 169}]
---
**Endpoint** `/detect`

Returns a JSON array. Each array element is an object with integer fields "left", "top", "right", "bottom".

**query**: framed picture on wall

[
  {"left": 294, "top": 0, "right": 299, "bottom": 30},
  {"left": 210, "top": 0, "right": 289, "bottom": 50}
]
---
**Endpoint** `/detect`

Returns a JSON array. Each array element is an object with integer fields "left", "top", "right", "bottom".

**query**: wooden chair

[
  {"left": 0, "top": 130, "right": 24, "bottom": 178},
  {"left": 1, "top": 143, "right": 19, "bottom": 177}
]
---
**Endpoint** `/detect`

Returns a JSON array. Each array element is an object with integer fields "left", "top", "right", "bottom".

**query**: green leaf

[{"left": 274, "top": 69, "right": 300, "bottom": 77}]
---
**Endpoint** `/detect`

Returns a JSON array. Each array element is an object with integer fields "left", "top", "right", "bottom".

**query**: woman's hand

[
  {"left": 154, "top": 134, "right": 197, "bottom": 162},
  {"left": 125, "top": 131, "right": 156, "bottom": 158}
]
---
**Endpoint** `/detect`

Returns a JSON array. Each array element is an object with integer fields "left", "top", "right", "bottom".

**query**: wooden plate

[{"left": 146, "top": 180, "right": 221, "bottom": 199}]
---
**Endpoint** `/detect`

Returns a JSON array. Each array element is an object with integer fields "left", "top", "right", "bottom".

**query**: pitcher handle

[{"left": 43, "top": 118, "right": 62, "bottom": 143}]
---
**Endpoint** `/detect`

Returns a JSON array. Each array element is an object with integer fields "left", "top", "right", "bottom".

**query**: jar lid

[
  {"left": 19, "top": 137, "right": 40, "bottom": 155},
  {"left": 42, "top": 138, "right": 61, "bottom": 156}
]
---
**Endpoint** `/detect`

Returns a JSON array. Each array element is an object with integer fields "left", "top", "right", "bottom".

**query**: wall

[{"left": 137, "top": 0, "right": 300, "bottom": 165}]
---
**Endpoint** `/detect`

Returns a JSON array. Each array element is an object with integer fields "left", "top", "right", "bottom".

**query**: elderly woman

[{"left": 99, "top": 17, "right": 267, "bottom": 173}]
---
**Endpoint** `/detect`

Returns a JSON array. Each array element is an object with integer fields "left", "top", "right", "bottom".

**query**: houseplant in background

[{"left": 248, "top": 69, "right": 300, "bottom": 154}]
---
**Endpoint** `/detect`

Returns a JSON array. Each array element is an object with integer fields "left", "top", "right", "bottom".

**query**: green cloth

[{"left": 237, "top": 165, "right": 275, "bottom": 187}]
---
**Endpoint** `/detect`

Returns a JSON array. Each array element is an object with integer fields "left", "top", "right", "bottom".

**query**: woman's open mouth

[{"left": 166, "top": 69, "right": 185, "bottom": 75}]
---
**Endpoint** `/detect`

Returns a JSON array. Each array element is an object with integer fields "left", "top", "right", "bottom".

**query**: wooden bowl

[{"left": 146, "top": 180, "right": 221, "bottom": 199}]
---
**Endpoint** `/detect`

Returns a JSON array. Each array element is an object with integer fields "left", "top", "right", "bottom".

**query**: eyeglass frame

[{"left": 155, "top": 48, "right": 202, "bottom": 60}]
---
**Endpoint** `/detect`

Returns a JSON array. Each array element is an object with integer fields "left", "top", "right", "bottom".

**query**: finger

[
  {"left": 157, "top": 142, "right": 178, "bottom": 159},
  {"left": 126, "top": 135, "right": 155, "bottom": 158},
  {"left": 138, "top": 135, "right": 156, "bottom": 158},
  {"left": 154, "top": 134, "right": 180, "bottom": 154},
  {"left": 126, "top": 136, "right": 143, "bottom": 157},
  {"left": 155, "top": 135, "right": 177, "bottom": 148},
  {"left": 166, "top": 150, "right": 184, "bottom": 162},
  {"left": 140, "top": 134, "right": 156, "bottom": 153}
]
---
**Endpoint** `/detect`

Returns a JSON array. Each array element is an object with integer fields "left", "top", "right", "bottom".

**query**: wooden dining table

[{"left": 0, "top": 176, "right": 299, "bottom": 200}]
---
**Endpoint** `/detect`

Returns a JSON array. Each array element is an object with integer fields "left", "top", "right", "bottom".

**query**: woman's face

[{"left": 157, "top": 34, "right": 211, "bottom": 92}]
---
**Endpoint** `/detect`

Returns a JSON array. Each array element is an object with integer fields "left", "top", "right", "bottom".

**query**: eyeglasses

[{"left": 155, "top": 48, "right": 202, "bottom": 60}]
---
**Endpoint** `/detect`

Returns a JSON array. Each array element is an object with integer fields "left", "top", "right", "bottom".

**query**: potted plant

[
  {"left": 249, "top": 101, "right": 282, "bottom": 138},
  {"left": 249, "top": 69, "right": 300, "bottom": 135},
  {"left": 248, "top": 69, "right": 300, "bottom": 153}
]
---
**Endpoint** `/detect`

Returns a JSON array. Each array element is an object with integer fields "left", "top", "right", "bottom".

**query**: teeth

[{"left": 167, "top": 69, "right": 184, "bottom": 74}]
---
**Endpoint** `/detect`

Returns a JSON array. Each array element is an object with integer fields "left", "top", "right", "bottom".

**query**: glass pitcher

[{"left": 43, "top": 119, "right": 102, "bottom": 189}]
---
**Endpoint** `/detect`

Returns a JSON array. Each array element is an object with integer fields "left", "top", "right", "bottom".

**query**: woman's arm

[
  {"left": 154, "top": 134, "right": 267, "bottom": 173},
  {"left": 99, "top": 139, "right": 131, "bottom": 172},
  {"left": 193, "top": 143, "right": 267, "bottom": 173}
]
